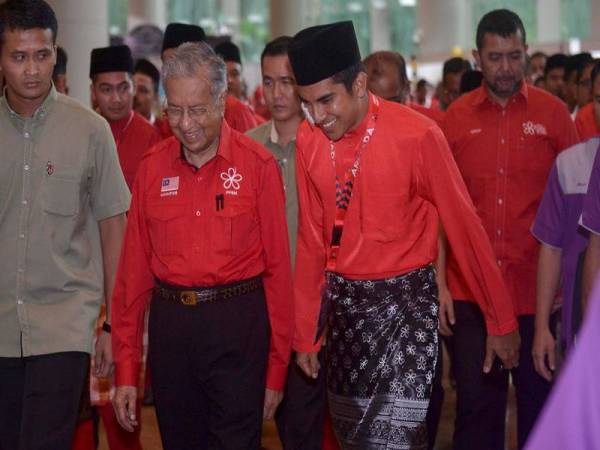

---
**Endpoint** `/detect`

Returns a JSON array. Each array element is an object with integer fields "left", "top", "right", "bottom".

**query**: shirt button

[
  {"left": 24, "top": 165, "right": 30, "bottom": 171},
  {"left": 501, "top": 138, "right": 505, "bottom": 144},
  {"left": 497, "top": 229, "right": 502, "bottom": 236},
  {"left": 195, "top": 210, "right": 201, "bottom": 216},
  {"left": 17, "top": 299, "right": 23, "bottom": 305},
  {"left": 17, "top": 268, "right": 24, "bottom": 273},
  {"left": 497, "top": 198, "right": 503, "bottom": 205},
  {"left": 24, "top": 132, "right": 30, "bottom": 139},
  {"left": 19, "top": 233, "right": 25, "bottom": 239},
  {"left": 497, "top": 259, "right": 502, "bottom": 267},
  {"left": 499, "top": 168, "right": 504, "bottom": 175},
  {"left": 22, "top": 200, "right": 27, "bottom": 205}
]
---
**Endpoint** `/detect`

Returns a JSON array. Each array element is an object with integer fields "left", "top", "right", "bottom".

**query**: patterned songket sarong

[{"left": 324, "top": 266, "right": 439, "bottom": 449}]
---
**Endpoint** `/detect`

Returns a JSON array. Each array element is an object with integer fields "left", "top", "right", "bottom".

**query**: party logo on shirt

[
  {"left": 161, "top": 176, "right": 179, "bottom": 197},
  {"left": 220, "top": 167, "right": 243, "bottom": 195},
  {"left": 46, "top": 161, "right": 54, "bottom": 176},
  {"left": 522, "top": 121, "right": 547, "bottom": 137}
]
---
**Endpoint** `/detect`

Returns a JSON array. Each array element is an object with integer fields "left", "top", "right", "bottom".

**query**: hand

[
  {"left": 532, "top": 327, "right": 556, "bottom": 381},
  {"left": 263, "top": 388, "right": 283, "bottom": 420},
  {"left": 93, "top": 330, "right": 113, "bottom": 378},
  {"left": 438, "top": 286, "right": 455, "bottom": 336},
  {"left": 296, "top": 352, "right": 320, "bottom": 379},
  {"left": 113, "top": 385, "right": 139, "bottom": 432},
  {"left": 484, "top": 329, "right": 520, "bottom": 373}
]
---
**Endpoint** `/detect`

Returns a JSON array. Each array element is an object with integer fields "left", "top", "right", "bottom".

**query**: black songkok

[
  {"left": 162, "top": 23, "right": 206, "bottom": 53},
  {"left": 288, "top": 21, "right": 361, "bottom": 86},
  {"left": 89, "top": 45, "right": 133, "bottom": 78},
  {"left": 134, "top": 59, "right": 160, "bottom": 88},
  {"left": 215, "top": 41, "right": 241, "bottom": 64}
]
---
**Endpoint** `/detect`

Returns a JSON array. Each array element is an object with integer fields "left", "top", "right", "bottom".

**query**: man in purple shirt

[
  {"left": 524, "top": 275, "right": 600, "bottom": 450},
  {"left": 582, "top": 149, "right": 600, "bottom": 307},
  {"left": 531, "top": 136, "right": 599, "bottom": 380}
]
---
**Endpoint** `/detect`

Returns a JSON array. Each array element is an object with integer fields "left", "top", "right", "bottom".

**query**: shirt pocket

[
  {"left": 210, "top": 195, "right": 259, "bottom": 256},
  {"left": 360, "top": 192, "right": 409, "bottom": 242},
  {"left": 42, "top": 176, "right": 81, "bottom": 216},
  {"left": 146, "top": 202, "right": 187, "bottom": 256}
]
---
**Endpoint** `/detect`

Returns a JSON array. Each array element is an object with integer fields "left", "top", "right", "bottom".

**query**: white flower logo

[
  {"left": 523, "top": 121, "right": 535, "bottom": 135},
  {"left": 220, "top": 167, "right": 243, "bottom": 190}
]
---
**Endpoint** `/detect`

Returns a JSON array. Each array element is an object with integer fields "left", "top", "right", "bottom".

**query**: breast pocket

[
  {"left": 360, "top": 193, "right": 408, "bottom": 242},
  {"left": 146, "top": 202, "right": 187, "bottom": 256},
  {"left": 42, "top": 176, "right": 81, "bottom": 216},
  {"left": 210, "top": 196, "right": 259, "bottom": 256}
]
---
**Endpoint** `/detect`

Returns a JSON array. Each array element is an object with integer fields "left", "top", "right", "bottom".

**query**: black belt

[{"left": 155, "top": 277, "right": 263, "bottom": 306}]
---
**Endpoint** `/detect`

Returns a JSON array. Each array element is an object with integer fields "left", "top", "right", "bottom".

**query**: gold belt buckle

[{"left": 180, "top": 291, "right": 198, "bottom": 306}]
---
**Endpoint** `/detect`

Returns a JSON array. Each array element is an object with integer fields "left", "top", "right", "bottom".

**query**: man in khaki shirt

[{"left": 0, "top": 2, "right": 130, "bottom": 449}]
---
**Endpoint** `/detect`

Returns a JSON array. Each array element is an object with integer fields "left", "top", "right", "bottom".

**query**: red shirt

[
  {"left": 294, "top": 96, "right": 517, "bottom": 353},
  {"left": 110, "top": 112, "right": 161, "bottom": 190},
  {"left": 111, "top": 122, "right": 293, "bottom": 391},
  {"left": 444, "top": 83, "right": 579, "bottom": 316},
  {"left": 575, "top": 103, "right": 600, "bottom": 142},
  {"left": 154, "top": 115, "right": 172, "bottom": 140},
  {"left": 409, "top": 102, "right": 446, "bottom": 128}
]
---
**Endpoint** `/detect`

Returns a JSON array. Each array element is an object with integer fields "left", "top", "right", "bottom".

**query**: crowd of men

[{"left": 1, "top": 1, "right": 600, "bottom": 450}]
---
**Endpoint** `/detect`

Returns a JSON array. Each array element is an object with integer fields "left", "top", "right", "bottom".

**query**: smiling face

[
  {"left": 164, "top": 69, "right": 225, "bottom": 155},
  {"left": 297, "top": 72, "right": 367, "bottom": 141},
  {"left": 91, "top": 71, "right": 134, "bottom": 122},
  {"left": 474, "top": 31, "right": 527, "bottom": 103},
  {"left": 0, "top": 27, "right": 55, "bottom": 116}
]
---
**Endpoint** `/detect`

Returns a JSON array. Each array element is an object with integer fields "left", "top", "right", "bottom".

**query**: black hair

[
  {"left": 416, "top": 79, "right": 428, "bottom": 90},
  {"left": 591, "top": 59, "right": 600, "bottom": 89},
  {"left": 460, "top": 70, "right": 483, "bottom": 94},
  {"left": 0, "top": 0, "right": 57, "bottom": 47},
  {"left": 331, "top": 61, "right": 365, "bottom": 94},
  {"left": 261, "top": 35, "right": 293, "bottom": 65},
  {"left": 53, "top": 46, "right": 67, "bottom": 77},
  {"left": 544, "top": 53, "right": 568, "bottom": 77},
  {"left": 565, "top": 52, "right": 593, "bottom": 82},
  {"left": 476, "top": 9, "right": 526, "bottom": 50},
  {"left": 134, "top": 58, "right": 160, "bottom": 92},
  {"left": 443, "top": 57, "right": 471, "bottom": 78}
]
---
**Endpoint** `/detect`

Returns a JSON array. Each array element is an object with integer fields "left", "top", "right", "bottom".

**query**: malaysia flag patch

[{"left": 161, "top": 176, "right": 179, "bottom": 193}]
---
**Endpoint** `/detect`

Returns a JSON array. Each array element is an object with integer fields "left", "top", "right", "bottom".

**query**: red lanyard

[{"left": 327, "top": 95, "right": 379, "bottom": 271}]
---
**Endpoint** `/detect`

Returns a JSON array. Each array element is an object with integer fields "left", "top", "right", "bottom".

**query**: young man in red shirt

[
  {"left": 289, "top": 21, "right": 519, "bottom": 449},
  {"left": 443, "top": 9, "right": 579, "bottom": 450}
]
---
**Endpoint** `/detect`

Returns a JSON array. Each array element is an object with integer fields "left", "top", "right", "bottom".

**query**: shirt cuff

[
  {"left": 115, "top": 360, "right": 141, "bottom": 387},
  {"left": 266, "top": 361, "right": 288, "bottom": 392},
  {"left": 485, "top": 317, "right": 519, "bottom": 336}
]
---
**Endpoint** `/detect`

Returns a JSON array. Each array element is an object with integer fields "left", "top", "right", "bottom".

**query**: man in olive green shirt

[
  {"left": 247, "top": 36, "right": 329, "bottom": 450},
  {"left": 0, "top": 2, "right": 130, "bottom": 449}
]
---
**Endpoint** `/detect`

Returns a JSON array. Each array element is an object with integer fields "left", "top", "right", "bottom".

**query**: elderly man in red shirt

[
  {"left": 443, "top": 9, "right": 579, "bottom": 450},
  {"left": 289, "top": 21, "right": 519, "bottom": 449},
  {"left": 111, "top": 41, "right": 293, "bottom": 450}
]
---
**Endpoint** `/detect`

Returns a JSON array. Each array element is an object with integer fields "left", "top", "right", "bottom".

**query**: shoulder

[
  {"left": 555, "top": 137, "right": 599, "bottom": 191},
  {"left": 132, "top": 112, "right": 159, "bottom": 135},
  {"left": 245, "top": 121, "right": 272, "bottom": 144},
  {"left": 445, "top": 88, "right": 480, "bottom": 118},
  {"left": 53, "top": 93, "right": 110, "bottom": 134},
  {"left": 142, "top": 136, "right": 179, "bottom": 162},
  {"left": 378, "top": 98, "right": 444, "bottom": 143},
  {"left": 230, "top": 126, "right": 275, "bottom": 164},
  {"left": 527, "top": 85, "right": 570, "bottom": 113}
]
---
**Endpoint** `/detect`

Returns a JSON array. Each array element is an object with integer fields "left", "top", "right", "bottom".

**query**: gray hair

[{"left": 161, "top": 41, "right": 227, "bottom": 101}]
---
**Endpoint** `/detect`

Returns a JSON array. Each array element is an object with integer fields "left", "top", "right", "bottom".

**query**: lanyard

[{"left": 326, "top": 95, "right": 379, "bottom": 271}]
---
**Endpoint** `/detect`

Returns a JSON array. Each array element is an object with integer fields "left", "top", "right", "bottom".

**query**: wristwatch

[{"left": 102, "top": 321, "right": 112, "bottom": 334}]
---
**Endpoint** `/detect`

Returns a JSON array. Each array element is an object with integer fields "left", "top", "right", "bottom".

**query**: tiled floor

[{"left": 99, "top": 350, "right": 518, "bottom": 450}]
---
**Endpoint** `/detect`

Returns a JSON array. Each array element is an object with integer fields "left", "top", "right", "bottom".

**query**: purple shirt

[
  {"left": 532, "top": 137, "right": 598, "bottom": 346},
  {"left": 582, "top": 143, "right": 600, "bottom": 235},
  {"left": 524, "top": 274, "right": 600, "bottom": 450}
]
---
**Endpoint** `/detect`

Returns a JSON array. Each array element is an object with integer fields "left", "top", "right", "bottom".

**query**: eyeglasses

[{"left": 165, "top": 105, "right": 213, "bottom": 123}]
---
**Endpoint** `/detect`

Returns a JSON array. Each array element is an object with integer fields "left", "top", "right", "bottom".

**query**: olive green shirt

[
  {"left": 0, "top": 86, "right": 130, "bottom": 357},
  {"left": 247, "top": 121, "right": 298, "bottom": 264}
]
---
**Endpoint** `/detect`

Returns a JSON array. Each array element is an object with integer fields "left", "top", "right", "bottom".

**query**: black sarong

[{"left": 324, "top": 266, "right": 439, "bottom": 449}]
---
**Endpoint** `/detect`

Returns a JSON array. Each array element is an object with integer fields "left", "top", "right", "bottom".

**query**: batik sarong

[{"left": 324, "top": 265, "right": 439, "bottom": 449}]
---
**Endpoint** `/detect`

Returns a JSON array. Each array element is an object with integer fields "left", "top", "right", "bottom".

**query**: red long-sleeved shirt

[
  {"left": 444, "top": 83, "right": 579, "bottom": 316},
  {"left": 294, "top": 96, "right": 517, "bottom": 353},
  {"left": 112, "top": 122, "right": 293, "bottom": 391}
]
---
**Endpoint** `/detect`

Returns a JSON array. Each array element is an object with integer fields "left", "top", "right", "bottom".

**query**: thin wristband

[{"left": 102, "top": 321, "right": 112, "bottom": 334}]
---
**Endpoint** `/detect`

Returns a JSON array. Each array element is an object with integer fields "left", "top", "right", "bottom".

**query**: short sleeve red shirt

[
  {"left": 111, "top": 122, "right": 294, "bottom": 391},
  {"left": 575, "top": 103, "right": 600, "bottom": 142},
  {"left": 444, "top": 83, "right": 579, "bottom": 315}
]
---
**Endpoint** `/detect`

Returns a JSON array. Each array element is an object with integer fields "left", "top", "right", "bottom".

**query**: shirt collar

[
  {"left": 174, "top": 119, "right": 235, "bottom": 167},
  {"left": 269, "top": 120, "right": 296, "bottom": 146},
  {"left": 1, "top": 83, "right": 57, "bottom": 126},
  {"left": 472, "top": 80, "right": 528, "bottom": 107}
]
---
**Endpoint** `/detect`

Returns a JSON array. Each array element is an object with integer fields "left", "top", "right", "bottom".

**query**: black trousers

[
  {"left": 0, "top": 351, "right": 89, "bottom": 450},
  {"left": 149, "top": 285, "right": 271, "bottom": 450},
  {"left": 450, "top": 302, "right": 555, "bottom": 450},
  {"left": 275, "top": 350, "right": 327, "bottom": 450}
]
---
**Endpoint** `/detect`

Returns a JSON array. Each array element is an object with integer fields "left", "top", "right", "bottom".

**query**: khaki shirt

[
  {"left": 0, "top": 86, "right": 130, "bottom": 357},
  {"left": 247, "top": 121, "right": 298, "bottom": 264}
]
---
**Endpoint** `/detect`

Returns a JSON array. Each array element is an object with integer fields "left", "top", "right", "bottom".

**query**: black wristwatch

[{"left": 102, "top": 321, "right": 112, "bottom": 334}]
